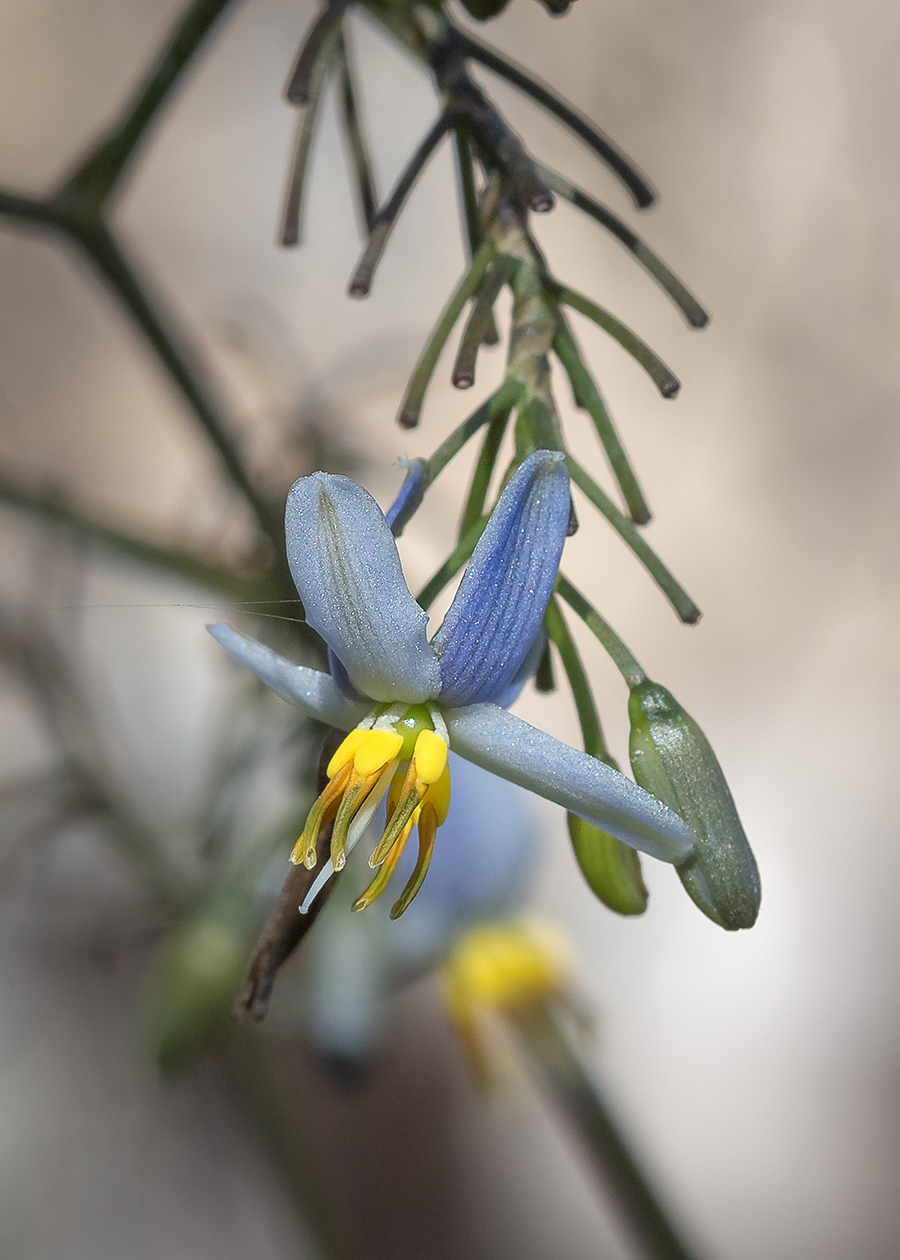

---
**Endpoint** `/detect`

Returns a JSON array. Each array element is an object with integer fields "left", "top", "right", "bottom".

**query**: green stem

[
  {"left": 67, "top": 221, "right": 279, "bottom": 545},
  {"left": 453, "top": 120, "right": 482, "bottom": 256},
  {"left": 395, "top": 239, "right": 495, "bottom": 429},
  {"left": 457, "top": 26, "right": 655, "bottom": 209},
  {"left": 543, "top": 596, "right": 611, "bottom": 762},
  {"left": 565, "top": 455, "right": 701, "bottom": 624},
  {"left": 553, "top": 284, "right": 680, "bottom": 399},
  {"left": 515, "top": 1007, "right": 702, "bottom": 1260},
  {"left": 459, "top": 398, "right": 516, "bottom": 537},
  {"left": 426, "top": 377, "right": 520, "bottom": 483},
  {"left": 349, "top": 111, "right": 452, "bottom": 298},
  {"left": 337, "top": 31, "right": 378, "bottom": 234},
  {"left": 556, "top": 573, "right": 648, "bottom": 688},
  {"left": 62, "top": 0, "right": 241, "bottom": 206},
  {"left": 534, "top": 164, "right": 708, "bottom": 329},
  {"left": 553, "top": 313, "right": 650, "bottom": 524},
  {"left": 417, "top": 514, "right": 488, "bottom": 610},
  {"left": 452, "top": 257, "right": 512, "bottom": 389},
  {"left": 286, "top": 0, "right": 351, "bottom": 105},
  {"left": 281, "top": 27, "right": 342, "bottom": 246},
  {"left": 0, "top": 472, "right": 277, "bottom": 601},
  {"left": 0, "top": 190, "right": 57, "bottom": 224}
]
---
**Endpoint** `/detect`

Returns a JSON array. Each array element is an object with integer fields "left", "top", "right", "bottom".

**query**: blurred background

[{"left": 0, "top": 0, "right": 898, "bottom": 1257}]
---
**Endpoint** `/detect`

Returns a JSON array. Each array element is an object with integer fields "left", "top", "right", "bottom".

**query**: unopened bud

[
  {"left": 567, "top": 814, "right": 648, "bottom": 916},
  {"left": 628, "top": 680, "right": 760, "bottom": 930}
]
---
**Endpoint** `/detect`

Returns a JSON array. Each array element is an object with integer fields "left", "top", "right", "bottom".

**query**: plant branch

[
  {"left": 543, "top": 595, "right": 611, "bottom": 762},
  {"left": 553, "top": 312, "right": 649, "bottom": 524},
  {"left": 337, "top": 30, "right": 378, "bottom": 234},
  {"left": 459, "top": 27, "right": 656, "bottom": 209},
  {"left": 417, "top": 513, "right": 488, "bottom": 610},
  {"left": 395, "top": 239, "right": 495, "bottom": 428},
  {"left": 286, "top": 0, "right": 352, "bottom": 105},
  {"left": 282, "top": 26, "right": 342, "bottom": 246},
  {"left": 458, "top": 392, "right": 516, "bottom": 536},
  {"left": 452, "top": 256, "right": 512, "bottom": 388},
  {"left": 62, "top": 0, "right": 242, "bottom": 206},
  {"left": 349, "top": 110, "right": 453, "bottom": 297},
  {"left": 565, "top": 455, "right": 701, "bottom": 624},
  {"left": 552, "top": 283, "right": 680, "bottom": 398},
  {"left": 534, "top": 164, "right": 708, "bottom": 328},
  {"left": 63, "top": 221, "right": 279, "bottom": 543},
  {"left": 515, "top": 1007, "right": 702, "bottom": 1260},
  {"left": 556, "top": 573, "right": 647, "bottom": 688},
  {"left": 427, "top": 376, "right": 521, "bottom": 482},
  {"left": 0, "top": 472, "right": 276, "bottom": 601}
]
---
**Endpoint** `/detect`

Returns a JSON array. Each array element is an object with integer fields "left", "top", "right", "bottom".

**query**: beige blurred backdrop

[{"left": 1, "top": 1, "right": 899, "bottom": 1258}]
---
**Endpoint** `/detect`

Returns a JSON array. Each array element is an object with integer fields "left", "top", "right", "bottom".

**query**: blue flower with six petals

[{"left": 209, "top": 450, "right": 694, "bottom": 918}]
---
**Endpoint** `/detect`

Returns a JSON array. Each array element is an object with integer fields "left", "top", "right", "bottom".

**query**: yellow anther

[
  {"left": 422, "top": 765, "right": 451, "bottom": 825},
  {"left": 412, "top": 729, "right": 448, "bottom": 784},
  {"left": 290, "top": 758, "right": 353, "bottom": 866},
  {"left": 353, "top": 729, "right": 404, "bottom": 777},
  {"left": 352, "top": 820, "right": 413, "bottom": 912},
  {"left": 390, "top": 800, "right": 439, "bottom": 920},
  {"left": 326, "top": 728, "right": 367, "bottom": 779}
]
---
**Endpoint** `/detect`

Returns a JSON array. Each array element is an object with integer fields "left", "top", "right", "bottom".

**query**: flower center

[{"left": 291, "top": 704, "right": 451, "bottom": 919}]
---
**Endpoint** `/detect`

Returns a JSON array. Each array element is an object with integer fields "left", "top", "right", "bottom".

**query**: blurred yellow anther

[
  {"left": 442, "top": 920, "right": 573, "bottom": 1083},
  {"left": 444, "top": 920, "right": 571, "bottom": 1014}
]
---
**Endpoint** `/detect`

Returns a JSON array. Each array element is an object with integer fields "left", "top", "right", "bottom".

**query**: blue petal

[
  {"left": 385, "top": 458, "right": 428, "bottom": 536},
  {"left": 446, "top": 702, "right": 695, "bottom": 863},
  {"left": 431, "top": 451, "right": 570, "bottom": 708},
  {"left": 327, "top": 647, "right": 364, "bottom": 701},
  {"left": 493, "top": 628, "right": 546, "bottom": 710},
  {"left": 207, "top": 624, "right": 369, "bottom": 729},
  {"left": 286, "top": 472, "right": 441, "bottom": 703}
]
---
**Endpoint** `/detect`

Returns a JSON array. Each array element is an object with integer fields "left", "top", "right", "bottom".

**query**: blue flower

[{"left": 208, "top": 451, "right": 694, "bottom": 917}]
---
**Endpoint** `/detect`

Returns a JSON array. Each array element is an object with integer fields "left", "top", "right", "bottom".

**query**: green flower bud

[
  {"left": 144, "top": 893, "right": 255, "bottom": 1073},
  {"left": 568, "top": 813, "right": 648, "bottom": 916},
  {"left": 628, "top": 681, "right": 761, "bottom": 930}
]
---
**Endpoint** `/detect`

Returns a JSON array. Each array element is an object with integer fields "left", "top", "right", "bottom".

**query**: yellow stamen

[
  {"left": 326, "top": 728, "right": 367, "bottom": 779},
  {"left": 290, "top": 759, "right": 354, "bottom": 868},
  {"left": 294, "top": 717, "right": 451, "bottom": 914},
  {"left": 352, "top": 820, "right": 414, "bottom": 912},
  {"left": 411, "top": 729, "right": 448, "bottom": 783},
  {"left": 390, "top": 800, "right": 439, "bottom": 919},
  {"left": 295, "top": 729, "right": 403, "bottom": 871},
  {"left": 369, "top": 731, "right": 450, "bottom": 867},
  {"left": 353, "top": 729, "right": 403, "bottom": 776},
  {"left": 369, "top": 758, "right": 420, "bottom": 867},
  {"left": 445, "top": 920, "right": 571, "bottom": 1011},
  {"left": 440, "top": 920, "right": 573, "bottom": 1085},
  {"left": 421, "top": 766, "right": 451, "bottom": 825},
  {"left": 330, "top": 763, "right": 393, "bottom": 870}
]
